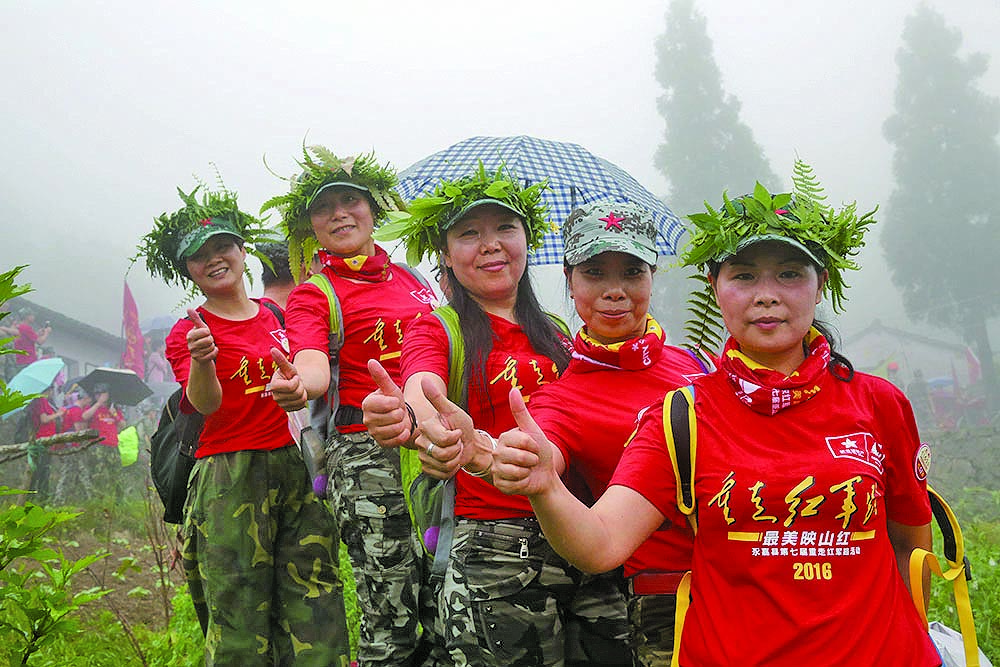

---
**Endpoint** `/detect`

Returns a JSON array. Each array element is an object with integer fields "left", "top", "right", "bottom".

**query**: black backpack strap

[
  {"left": 663, "top": 385, "right": 698, "bottom": 533},
  {"left": 259, "top": 299, "right": 285, "bottom": 327}
]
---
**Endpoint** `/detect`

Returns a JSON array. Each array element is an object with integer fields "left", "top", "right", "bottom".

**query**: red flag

[
  {"left": 121, "top": 281, "right": 145, "bottom": 378},
  {"left": 964, "top": 346, "right": 981, "bottom": 386}
]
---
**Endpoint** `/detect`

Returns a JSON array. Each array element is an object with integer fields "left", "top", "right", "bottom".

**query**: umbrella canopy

[
  {"left": 2, "top": 357, "right": 66, "bottom": 419},
  {"left": 7, "top": 357, "right": 66, "bottom": 396},
  {"left": 79, "top": 367, "right": 153, "bottom": 406},
  {"left": 142, "top": 314, "right": 177, "bottom": 337},
  {"left": 396, "top": 135, "right": 685, "bottom": 264}
]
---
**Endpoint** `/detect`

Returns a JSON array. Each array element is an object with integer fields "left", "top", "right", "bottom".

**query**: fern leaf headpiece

[
  {"left": 373, "top": 161, "right": 551, "bottom": 267},
  {"left": 133, "top": 184, "right": 275, "bottom": 299},
  {"left": 260, "top": 145, "right": 405, "bottom": 275},
  {"left": 682, "top": 159, "right": 877, "bottom": 313}
]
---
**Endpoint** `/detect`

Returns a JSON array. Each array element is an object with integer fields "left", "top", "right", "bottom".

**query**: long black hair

[{"left": 442, "top": 252, "right": 570, "bottom": 410}]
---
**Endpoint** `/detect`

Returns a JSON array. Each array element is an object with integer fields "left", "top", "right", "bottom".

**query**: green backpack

[{"left": 402, "top": 306, "right": 570, "bottom": 581}]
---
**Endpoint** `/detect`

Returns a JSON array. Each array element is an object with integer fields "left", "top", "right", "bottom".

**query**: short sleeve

[
  {"left": 876, "top": 381, "right": 932, "bottom": 526},
  {"left": 610, "top": 399, "right": 684, "bottom": 524},
  {"left": 284, "top": 282, "right": 334, "bottom": 358},
  {"left": 400, "top": 314, "right": 449, "bottom": 385}
]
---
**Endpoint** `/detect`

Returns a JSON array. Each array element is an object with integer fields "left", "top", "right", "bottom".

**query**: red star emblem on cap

[
  {"left": 199, "top": 218, "right": 212, "bottom": 226},
  {"left": 599, "top": 212, "right": 625, "bottom": 230}
]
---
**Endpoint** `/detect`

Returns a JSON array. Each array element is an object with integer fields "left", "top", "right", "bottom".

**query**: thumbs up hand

[
  {"left": 186, "top": 308, "right": 218, "bottom": 363},
  {"left": 362, "top": 359, "right": 412, "bottom": 449},
  {"left": 416, "top": 375, "right": 479, "bottom": 479},
  {"left": 493, "top": 387, "right": 559, "bottom": 498},
  {"left": 268, "top": 348, "right": 308, "bottom": 411}
]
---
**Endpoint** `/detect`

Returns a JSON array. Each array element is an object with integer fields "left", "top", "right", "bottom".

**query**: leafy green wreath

[
  {"left": 373, "top": 161, "right": 552, "bottom": 267},
  {"left": 260, "top": 144, "right": 406, "bottom": 276},
  {"left": 132, "top": 183, "right": 276, "bottom": 300},
  {"left": 679, "top": 159, "right": 878, "bottom": 353}
]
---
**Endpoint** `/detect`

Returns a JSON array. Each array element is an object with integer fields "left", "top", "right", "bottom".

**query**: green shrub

[{"left": 0, "top": 488, "right": 111, "bottom": 665}]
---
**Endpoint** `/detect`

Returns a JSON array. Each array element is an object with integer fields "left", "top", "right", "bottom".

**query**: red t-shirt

[
  {"left": 530, "top": 335, "right": 708, "bottom": 576},
  {"left": 285, "top": 261, "right": 437, "bottom": 429},
  {"left": 612, "top": 369, "right": 938, "bottom": 667},
  {"left": 30, "top": 397, "right": 58, "bottom": 438},
  {"left": 401, "top": 311, "right": 566, "bottom": 520},
  {"left": 55, "top": 404, "right": 84, "bottom": 450},
  {"left": 165, "top": 302, "right": 291, "bottom": 457},
  {"left": 14, "top": 323, "right": 39, "bottom": 365},
  {"left": 62, "top": 405, "right": 83, "bottom": 432},
  {"left": 90, "top": 404, "right": 123, "bottom": 447}
]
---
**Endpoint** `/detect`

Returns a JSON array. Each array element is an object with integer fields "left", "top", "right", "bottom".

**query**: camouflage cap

[
  {"left": 175, "top": 217, "right": 244, "bottom": 261},
  {"left": 562, "top": 200, "right": 658, "bottom": 266}
]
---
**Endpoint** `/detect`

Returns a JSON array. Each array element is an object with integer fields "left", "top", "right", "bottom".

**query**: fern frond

[{"left": 680, "top": 274, "right": 725, "bottom": 355}]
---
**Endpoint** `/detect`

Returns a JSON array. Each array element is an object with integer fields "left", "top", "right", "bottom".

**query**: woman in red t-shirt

[
  {"left": 489, "top": 199, "right": 711, "bottom": 665},
  {"left": 363, "top": 168, "right": 638, "bottom": 667},
  {"left": 264, "top": 147, "right": 439, "bottom": 667},
  {"left": 493, "top": 178, "right": 941, "bottom": 667},
  {"left": 135, "top": 183, "right": 349, "bottom": 665}
]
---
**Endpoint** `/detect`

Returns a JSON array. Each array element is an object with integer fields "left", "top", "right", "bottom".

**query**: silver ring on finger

[{"left": 426, "top": 442, "right": 436, "bottom": 457}]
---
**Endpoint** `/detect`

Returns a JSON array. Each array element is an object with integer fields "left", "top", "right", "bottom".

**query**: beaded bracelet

[{"left": 462, "top": 429, "right": 497, "bottom": 478}]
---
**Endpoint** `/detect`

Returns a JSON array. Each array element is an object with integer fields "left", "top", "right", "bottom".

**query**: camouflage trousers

[
  {"left": 182, "top": 445, "right": 350, "bottom": 667},
  {"left": 438, "top": 517, "right": 631, "bottom": 667},
  {"left": 327, "top": 430, "right": 431, "bottom": 667},
  {"left": 627, "top": 592, "right": 676, "bottom": 667},
  {"left": 50, "top": 445, "right": 93, "bottom": 505}
]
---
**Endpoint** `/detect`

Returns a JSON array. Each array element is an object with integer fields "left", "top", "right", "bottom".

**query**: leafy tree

[
  {"left": 654, "top": 0, "right": 778, "bottom": 216},
  {"left": 651, "top": 0, "right": 778, "bottom": 346},
  {"left": 883, "top": 6, "right": 1000, "bottom": 407}
]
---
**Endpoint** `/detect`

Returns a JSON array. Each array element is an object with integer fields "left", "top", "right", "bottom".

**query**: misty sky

[{"left": 2, "top": 0, "right": 998, "bottom": 342}]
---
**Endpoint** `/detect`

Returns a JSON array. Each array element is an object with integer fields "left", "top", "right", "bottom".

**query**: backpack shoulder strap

[
  {"left": 259, "top": 299, "right": 285, "bottom": 327},
  {"left": 909, "top": 485, "right": 981, "bottom": 666},
  {"left": 545, "top": 311, "right": 572, "bottom": 338},
  {"left": 305, "top": 272, "right": 345, "bottom": 435},
  {"left": 662, "top": 384, "right": 697, "bottom": 667},
  {"left": 663, "top": 384, "right": 698, "bottom": 533},
  {"left": 430, "top": 305, "right": 467, "bottom": 409},
  {"left": 305, "top": 273, "right": 344, "bottom": 355},
  {"left": 395, "top": 262, "right": 434, "bottom": 292}
]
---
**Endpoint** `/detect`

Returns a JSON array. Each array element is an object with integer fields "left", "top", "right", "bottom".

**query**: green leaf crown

[
  {"left": 682, "top": 159, "right": 877, "bottom": 312},
  {"left": 678, "top": 159, "right": 877, "bottom": 354},
  {"left": 260, "top": 145, "right": 405, "bottom": 276},
  {"left": 132, "top": 183, "right": 275, "bottom": 298},
  {"left": 373, "top": 161, "right": 552, "bottom": 267}
]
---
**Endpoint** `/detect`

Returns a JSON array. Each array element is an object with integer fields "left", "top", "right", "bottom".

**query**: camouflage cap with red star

[{"left": 561, "top": 200, "right": 659, "bottom": 266}]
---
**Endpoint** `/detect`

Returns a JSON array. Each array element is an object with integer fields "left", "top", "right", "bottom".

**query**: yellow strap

[
  {"left": 669, "top": 571, "right": 691, "bottom": 667},
  {"left": 909, "top": 548, "right": 980, "bottom": 667}
]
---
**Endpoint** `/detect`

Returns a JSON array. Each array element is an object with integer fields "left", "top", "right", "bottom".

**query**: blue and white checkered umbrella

[{"left": 396, "top": 135, "right": 685, "bottom": 265}]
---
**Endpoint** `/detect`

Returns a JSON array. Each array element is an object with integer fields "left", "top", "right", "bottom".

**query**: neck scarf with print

[
  {"left": 572, "top": 315, "right": 665, "bottom": 371},
  {"left": 318, "top": 245, "right": 391, "bottom": 283},
  {"left": 722, "top": 327, "right": 830, "bottom": 415}
]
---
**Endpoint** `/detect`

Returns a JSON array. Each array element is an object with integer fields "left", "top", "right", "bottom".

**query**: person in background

[
  {"left": 265, "top": 147, "right": 438, "bottom": 667},
  {"left": 27, "top": 387, "right": 64, "bottom": 501},
  {"left": 257, "top": 241, "right": 298, "bottom": 311},
  {"left": 13, "top": 307, "right": 51, "bottom": 367},
  {"left": 145, "top": 338, "right": 174, "bottom": 384},
  {"left": 84, "top": 383, "right": 126, "bottom": 496},
  {"left": 135, "top": 181, "right": 350, "bottom": 664},
  {"left": 51, "top": 387, "right": 98, "bottom": 504},
  {"left": 493, "top": 176, "right": 940, "bottom": 667}
]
